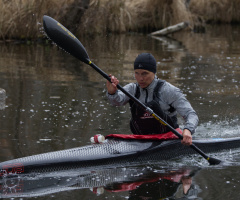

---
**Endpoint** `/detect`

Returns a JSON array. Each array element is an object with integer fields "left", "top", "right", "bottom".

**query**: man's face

[{"left": 134, "top": 69, "right": 155, "bottom": 88}]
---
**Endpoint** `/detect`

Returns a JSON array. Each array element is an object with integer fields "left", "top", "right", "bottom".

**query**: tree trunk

[{"left": 150, "top": 22, "right": 188, "bottom": 36}]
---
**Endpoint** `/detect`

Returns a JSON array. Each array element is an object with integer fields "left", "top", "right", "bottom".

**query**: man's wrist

[
  {"left": 183, "top": 129, "right": 192, "bottom": 135},
  {"left": 108, "top": 91, "right": 116, "bottom": 95}
]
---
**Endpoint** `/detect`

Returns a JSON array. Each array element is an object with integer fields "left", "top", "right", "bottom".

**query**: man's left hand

[{"left": 181, "top": 129, "right": 192, "bottom": 146}]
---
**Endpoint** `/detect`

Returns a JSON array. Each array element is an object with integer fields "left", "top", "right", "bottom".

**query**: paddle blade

[
  {"left": 208, "top": 157, "right": 222, "bottom": 165},
  {"left": 43, "top": 15, "right": 90, "bottom": 64}
]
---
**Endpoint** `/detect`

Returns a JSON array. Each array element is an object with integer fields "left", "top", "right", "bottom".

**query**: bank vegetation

[{"left": 0, "top": 0, "right": 240, "bottom": 41}]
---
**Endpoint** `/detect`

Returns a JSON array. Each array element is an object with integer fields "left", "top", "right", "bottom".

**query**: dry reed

[
  {"left": 0, "top": 0, "right": 75, "bottom": 40},
  {"left": 0, "top": 0, "right": 240, "bottom": 40},
  {"left": 189, "top": 0, "right": 240, "bottom": 23}
]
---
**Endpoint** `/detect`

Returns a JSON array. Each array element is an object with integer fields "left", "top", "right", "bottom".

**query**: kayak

[{"left": 1, "top": 132, "right": 240, "bottom": 177}]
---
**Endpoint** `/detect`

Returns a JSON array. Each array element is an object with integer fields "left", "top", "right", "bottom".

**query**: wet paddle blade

[
  {"left": 208, "top": 157, "right": 222, "bottom": 165},
  {"left": 43, "top": 15, "right": 90, "bottom": 64}
]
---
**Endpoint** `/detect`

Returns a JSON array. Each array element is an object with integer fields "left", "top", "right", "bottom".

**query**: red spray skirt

[{"left": 106, "top": 128, "right": 182, "bottom": 140}]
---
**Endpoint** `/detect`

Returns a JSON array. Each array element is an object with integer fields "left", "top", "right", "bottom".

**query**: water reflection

[
  {"left": 0, "top": 89, "right": 6, "bottom": 110},
  {"left": 0, "top": 165, "right": 201, "bottom": 199}
]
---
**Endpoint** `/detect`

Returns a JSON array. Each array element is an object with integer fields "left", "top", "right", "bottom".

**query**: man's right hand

[{"left": 106, "top": 74, "right": 119, "bottom": 95}]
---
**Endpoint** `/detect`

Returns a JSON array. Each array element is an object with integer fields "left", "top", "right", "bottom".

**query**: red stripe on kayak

[
  {"left": 105, "top": 128, "right": 182, "bottom": 140},
  {"left": 105, "top": 168, "right": 191, "bottom": 193}
]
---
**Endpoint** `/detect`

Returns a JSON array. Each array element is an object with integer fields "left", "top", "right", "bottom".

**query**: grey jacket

[{"left": 107, "top": 77, "right": 199, "bottom": 134}]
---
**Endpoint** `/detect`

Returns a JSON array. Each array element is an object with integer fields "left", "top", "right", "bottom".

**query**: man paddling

[{"left": 106, "top": 53, "right": 198, "bottom": 146}]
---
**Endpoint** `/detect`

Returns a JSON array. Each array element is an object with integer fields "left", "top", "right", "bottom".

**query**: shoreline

[{"left": 0, "top": 0, "right": 240, "bottom": 41}]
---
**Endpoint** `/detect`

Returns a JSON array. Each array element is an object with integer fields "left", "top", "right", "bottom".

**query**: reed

[
  {"left": 0, "top": 0, "right": 240, "bottom": 40},
  {"left": 189, "top": 0, "right": 240, "bottom": 23},
  {"left": 80, "top": 0, "right": 130, "bottom": 35},
  {"left": 79, "top": 0, "right": 192, "bottom": 35},
  {"left": 0, "top": 0, "right": 74, "bottom": 40}
]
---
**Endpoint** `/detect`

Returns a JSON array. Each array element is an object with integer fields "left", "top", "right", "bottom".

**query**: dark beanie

[{"left": 134, "top": 53, "right": 156, "bottom": 73}]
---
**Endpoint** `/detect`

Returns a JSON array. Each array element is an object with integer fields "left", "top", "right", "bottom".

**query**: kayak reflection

[
  {"left": 105, "top": 167, "right": 200, "bottom": 200},
  {"left": 0, "top": 165, "right": 200, "bottom": 199}
]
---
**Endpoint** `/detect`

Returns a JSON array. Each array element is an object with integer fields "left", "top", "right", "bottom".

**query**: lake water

[{"left": 0, "top": 24, "right": 240, "bottom": 199}]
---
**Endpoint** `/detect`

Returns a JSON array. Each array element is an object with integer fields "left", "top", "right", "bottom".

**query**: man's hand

[
  {"left": 181, "top": 176, "right": 192, "bottom": 194},
  {"left": 106, "top": 74, "right": 119, "bottom": 95},
  {"left": 181, "top": 129, "right": 192, "bottom": 146}
]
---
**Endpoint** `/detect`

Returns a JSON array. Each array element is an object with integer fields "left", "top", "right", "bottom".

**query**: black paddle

[{"left": 42, "top": 15, "right": 221, "bottom": 165}]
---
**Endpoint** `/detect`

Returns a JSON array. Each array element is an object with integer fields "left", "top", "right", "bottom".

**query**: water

[{"left": 0, "top": 24, "right": 240, "bottom": 199}]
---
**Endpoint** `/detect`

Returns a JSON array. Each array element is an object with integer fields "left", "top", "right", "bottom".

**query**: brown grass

[
  {"left": 80, "top": 0, "right": 192, "bottom": 35},
  {"left": 189, "top": 0, "right": 240, "bottom": 23},
  {"left": 0, "top": 0, "right": 75, "bottom": 40},
  {"left": 0, "top": 0, "right": 240, "bottom": 40},
  {"left": 80, "top": 0, "right": 130, "bottom": 35}
]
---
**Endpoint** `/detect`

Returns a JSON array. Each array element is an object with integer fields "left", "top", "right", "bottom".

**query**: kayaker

[{"left": 106, "top": 53, "right": 198, "bottom": 146}]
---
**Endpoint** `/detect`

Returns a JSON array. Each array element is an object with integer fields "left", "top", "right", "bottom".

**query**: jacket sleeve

[
  {"left": 106, "top": 83, "right": 136, "bottom": 106},
  {"left": 161, "top": 82, "right": 199, "bottom": 134}
]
